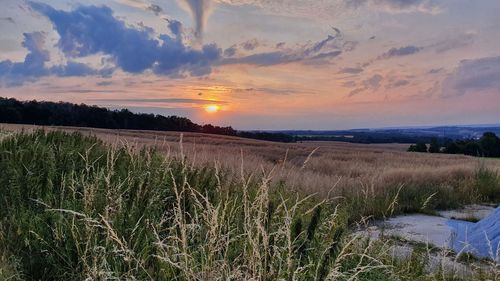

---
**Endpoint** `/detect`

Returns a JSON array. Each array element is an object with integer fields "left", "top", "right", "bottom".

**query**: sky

[{"left": 0, "top": 0, "right": 499, "bottom": 130}]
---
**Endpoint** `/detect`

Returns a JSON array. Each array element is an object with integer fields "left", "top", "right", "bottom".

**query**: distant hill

[{"left": 277, "top": 125, "right": 500, "bottom": 144}]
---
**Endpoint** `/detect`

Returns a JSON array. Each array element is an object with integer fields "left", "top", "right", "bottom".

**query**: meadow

[
  {"left": 0, "top": 124, "right": 499, "bottom": 280},
  {"left": 3, "top": 124, "right": 499, "bottom": 220}
]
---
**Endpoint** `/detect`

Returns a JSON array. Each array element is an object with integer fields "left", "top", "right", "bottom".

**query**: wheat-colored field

[{"left": 3, "top": 123, "right": 499, "bottom": 202}]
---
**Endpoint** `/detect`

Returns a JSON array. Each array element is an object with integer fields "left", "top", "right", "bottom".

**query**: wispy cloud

[
  {"left": 221, "top": 28, "right": 354, "bottom": 66},
  {"left": 348, "top": 74, "right": 384, "bottom": 97},
  {"left": 230, "top": 87, "right": 302, "bottom": 95},
  {"left": 385, "top": 79, "right": 410, "bottom": 89},
  {"left": 429, "top": 32, "right": 476, "bottom": 54},
  {"left": 443, "top": 56, "right": 500, "bottom": 96},
  {"left": 241, "top": 39, "right": 261, "bottom": 51},
  {"left": 89, "top": 98, "right": 228, "bottom": 104},
  {"left": 216, "top": 0, "right": 440, "bottom": 20},
  {"left": 379, "top": 45, "right": 423, "bottom": 59},
  {"left": 361, "top": 45, "right": 424, "bottom": 67},
  {"left": 146, "top": 4, "right": 163, "bottom": 15},
  {"left": 116, "top": 0, "right": 164, "bottom": 15},
  {"left": 96, "top": 81, "right": 113, "bottom": 86},
  {"left": 338, "top": 67, "right": 364, "bottom": 74},
  {"left": 346, "top": 0, "right": 440, "bottom": 14},
  {"left": 0, "top": 17, "right": 15, "bottom": 24}
]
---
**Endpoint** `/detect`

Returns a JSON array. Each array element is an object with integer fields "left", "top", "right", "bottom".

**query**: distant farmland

[{"left": 3, "top": 123, "right": 499, "bottom": 213}]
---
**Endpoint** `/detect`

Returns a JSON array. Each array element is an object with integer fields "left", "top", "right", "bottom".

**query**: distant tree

[
  {"left": 238, "top": 131, "right": 296, "bottom": 143},
  {"left": 416, "top": 142, "right": 428, "bottom": 152},
  {"left": 463, "top": 142, "right": 481, "bottom": 156},
  {"left": 424, "top": 132, "right": 500, "bottom": 158},
  {"left": 408, "top": 142, "right": 428, "bottom": 153},
  {"left": 443, "top": 142, "right": 461, "bottom": 154},
  {"left": 479, "top": 132, "right": 500, "bottom": 157},
  {"left": 0, "top": 97, "right": 295, "bottom": 143},
  {"left": 428, "top": 138, "right": 440, "bottom": 153}
]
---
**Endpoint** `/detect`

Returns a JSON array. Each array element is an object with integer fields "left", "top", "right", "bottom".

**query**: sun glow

[{"left": 205, "top": 104, "right": 220, "bottom": 113}]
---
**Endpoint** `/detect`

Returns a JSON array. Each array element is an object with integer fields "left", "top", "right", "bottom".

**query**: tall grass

[
  {"left": 0, "top": 131, "right": 498, "bottom": 280},
  {"left": 0, "top": 131, "right": 368, "bottom": 280},
  {"left": 474, "top": 161, "right": 500, "bottom": 202},
  {"left": 4, "top": 123, "right": 500, "bottom": 207}
]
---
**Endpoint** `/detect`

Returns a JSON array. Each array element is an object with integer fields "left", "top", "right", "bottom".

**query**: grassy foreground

[{"left": 0, "top": 131, "right": 498, "bottom": 280}]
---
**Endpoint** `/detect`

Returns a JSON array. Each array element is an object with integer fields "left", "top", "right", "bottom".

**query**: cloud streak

[
  {"left": 216, "top": 0, "right": 440, "bottom": 20},
  {"left": 379, "top": 45, "right": 423, "bottom": 59},
  {"left": 348, "top": 74, "right": 384, "bottom": 97},
  {"left": 361, "top": 45, "right": 424, "bottom": 67},
  {"left": 221, "top": 28, "right": 354, "bottom": 66},
  {"left": 89, "top": 98, "right": 228, "bottom": 104},
  {"left": 0, "top": 17, "right": 15, "bottom": 24},
  {"left": 346, "top": 0, "right": 440, "bottom": 14},
  {"left": 116, "top": 0, "right": 164, "bottom": 15},
  {"left": 430, "top": 32, "right": 476, "bottom": 54},
  {"left": 443, "top": 56, "right": 500, "bottom": 96},
  {"left": 338, "top": 67, "right": 364, "bottom": 74}
]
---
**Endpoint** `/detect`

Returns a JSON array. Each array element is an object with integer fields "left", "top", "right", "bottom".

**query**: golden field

[{"left": 3, "top": 123, "right": 499, "bottom": 203}]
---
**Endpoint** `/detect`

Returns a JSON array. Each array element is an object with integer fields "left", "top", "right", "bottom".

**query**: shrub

[
  {"left": 408, "top": 142, "right": 428, "bottom": 153},
  {"left": 428, "top": 138, "right": 441, "bottom": 153}
]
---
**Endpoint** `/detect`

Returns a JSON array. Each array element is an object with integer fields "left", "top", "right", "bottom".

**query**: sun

[{"left": 205, "top": 104, "right": 220, "bottom": 113}]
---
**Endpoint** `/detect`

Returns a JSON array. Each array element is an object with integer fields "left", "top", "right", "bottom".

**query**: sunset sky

[{"left": 1, "top": 0, "right": 499, "bottom": 129}]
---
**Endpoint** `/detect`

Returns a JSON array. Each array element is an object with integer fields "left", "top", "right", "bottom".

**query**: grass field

[
  {"left": 0, "top": 124, "right": 499, "bottom": 280},
  {"left": 3, "top": 123, "right": 499, "bottom": 220}
]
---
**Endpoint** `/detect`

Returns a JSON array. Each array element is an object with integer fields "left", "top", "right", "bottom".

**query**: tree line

[
  {"left": 408, "top": 132, "right": 500, "bottom": 158},
  {"left": 0, "top": 97, "right": 296, "bottom": 142}
]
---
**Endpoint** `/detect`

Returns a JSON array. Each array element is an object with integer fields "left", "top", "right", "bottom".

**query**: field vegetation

[
  {"left": 5, "top": 124, "right": 499, "bottom": 221},
  {"left": 0, "top": 125, "right": 499, "bottom": 280},
  {"left": 409, "top": 132, "right": 500, "bottom": 158}
]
